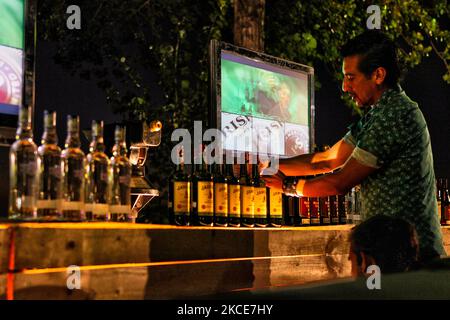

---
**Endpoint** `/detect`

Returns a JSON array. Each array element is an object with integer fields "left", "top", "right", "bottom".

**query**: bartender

[{"left": 262, "top": 30, "right": 445, "bottom": 263}]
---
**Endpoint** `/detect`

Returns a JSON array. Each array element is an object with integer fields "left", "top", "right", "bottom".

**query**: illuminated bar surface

[{"left": 0, "top": 223, "right": 448, "bottom": 299}]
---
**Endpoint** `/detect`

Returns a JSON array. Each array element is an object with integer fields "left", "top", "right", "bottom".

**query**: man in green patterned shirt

[{"left": 263, "top": 30, "right": 445, "bottom": 263}]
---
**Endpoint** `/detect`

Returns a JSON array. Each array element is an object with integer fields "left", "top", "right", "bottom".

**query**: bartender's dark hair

[
  {"left": 349, "top": 214, "right": 419, "bottom": 274},
  {"left": 341, "top": 30, "right": 401, "bottom": 88}
]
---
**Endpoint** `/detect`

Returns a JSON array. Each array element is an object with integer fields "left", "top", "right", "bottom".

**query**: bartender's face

[{"left": 341, "top": 55, "right": 384, "bottom": 108}]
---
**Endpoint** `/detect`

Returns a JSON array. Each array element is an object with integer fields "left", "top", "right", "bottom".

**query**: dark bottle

[
  {"left": 253, "top": 160, "right": 268, "bottom": 227},
  {"left": 191, "top": 145, "right": 213, "bottom": 226},
  {"left": 268, "top": 187, "right": 283, "bottom": 227},
  {"left": 288, "top": 195, "right": 300, "bottom": 226},
  {"left": 337, "top": 194, "right": 347, "bottom": 224},
  {"left": 442, "top": 178, "right": 450, "bottom": 226},
  {"left": 299, "top": 195, "right": 310, "bottom": 226},
  {"left": 329, "top": 195, "right": 339, "bottom": 225},
  {"left": 240, "top": 153, "right": 254, "bottom": 227},
  {"left": 227, "top": 163, "right": 241, "bottom": 227},
  {"left": 169, "top": 147, "right": 190, "bottom": 226},
  {"left": 37, "top": 110, "right": 62, "bottom": 221},
  {"left": 319, "top": 196, "right": 330, "bottom": 225},
  {"left": 308, "top": 176, "right": 320, "bottom": 226},
  {"left": 213, "top": 162, "right": 228, "bottom": 227},
  {"left": 282, "top": 194, "right": 292, "bottom": 226}
]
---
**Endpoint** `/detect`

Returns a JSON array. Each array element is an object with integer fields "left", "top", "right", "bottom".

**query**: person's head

[
  {"left": 349, "top": 214, "right": 419, "bottom": 278},
  {"left": 340, "top": 30, "right": 401, "bottom": 108}
]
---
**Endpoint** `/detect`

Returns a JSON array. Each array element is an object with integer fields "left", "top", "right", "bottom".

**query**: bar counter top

[{"left": 0, "top": 222, "right": 448, "bottom": 299}]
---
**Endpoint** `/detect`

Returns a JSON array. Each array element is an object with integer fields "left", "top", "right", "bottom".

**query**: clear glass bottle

[
  {"left": 85, "top": 120, "right": 110, "bottom": 221},
  {"left": 61, "top": 115, "right": 86, "bottom": 221},
  {"left": 9, "top": 106, "right": 40, "bottom": 220},
  {"left": 37, "top": 110, "right": 62, "bottom": 220},
  {"left": 110, "top": 125, "right": 132, "bottom": 222}
]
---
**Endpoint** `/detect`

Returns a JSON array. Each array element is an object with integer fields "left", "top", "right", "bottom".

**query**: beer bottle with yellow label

[
  {"left": 214, "top": 162, "right": 228, "bottom": 227},
  {"left": 240, "top": 153, "right": 254, "bottom": 227},
  {"left": 169, "top": 147, "right": 190, "bottom": 226},
  {"left": 191, "top": 145, "right": 213, "bottom": 226},
  {"left": 268, "top": 187, "right": 283, "bottom": 227},
  {"left": 253, "top": 160, "right": 268, "bottom": 227},
  {"left": 227, "top": 163, "right": 241, "bottom": 227}
]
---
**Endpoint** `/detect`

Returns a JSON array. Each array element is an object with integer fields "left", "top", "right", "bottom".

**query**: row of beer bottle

[
  {"left": 168, "top": 151, "right": 283, "bottom": 227},
  {"left": 9, "top": 107, "right": 132, "bottom": 221}
]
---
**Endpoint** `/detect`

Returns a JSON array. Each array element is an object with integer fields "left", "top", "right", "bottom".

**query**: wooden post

[{"left": 233, "top": 0, "right": 265, "bottom": 51}]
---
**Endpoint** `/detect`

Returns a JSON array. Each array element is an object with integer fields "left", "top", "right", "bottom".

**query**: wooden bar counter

[{"left": 0, "top": 222, "right": 448, "bottom": 300}]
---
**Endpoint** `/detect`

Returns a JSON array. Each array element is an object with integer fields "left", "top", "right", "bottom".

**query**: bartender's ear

[{"left": 372, "top": 67, "right": 387, "bottom": 85}]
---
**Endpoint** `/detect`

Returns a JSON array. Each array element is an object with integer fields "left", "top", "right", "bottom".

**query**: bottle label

[
  {"left": 92, "top": 203, "right": 109, "bottom": 215},
  {"left": 253, "top": 187, "right": 267, "bottom": 218},
  {"left": 37, "top": 199, "right": 58, "bottom": 209},
  {"left": 241, "top": 186, "right": 254, "bottom": 218},
  {"left": 110, "top": 204, "right": 131, "bottom": 214},
  {"left": 228, "top": 184, "right": 241, "bottom": 217},
  {"left": 84, "top": 203, "right": 93, "bottom": 213},
  {"left": 269, "top": 189, "right": 283, "bottom": 218},
  {"left": 214, "top": 183, "right": 228, "bottom": 217},
  {"left": 62, "top": 201, "right": 84, "bottom": 211},
  {"left": 299, "top": 197, "right": 309, "bottom": 218},
  {"left": 445, "top": 205, "right": 450, "bottom": 224},
  {"left": 197, "top": 181, "right": 213, "bottom": 215},
  {"left": 174, "top": 181, "right": 190, "bottom": 214},
  {"left": 437, "top": 201, "right": 441, "bottom": 218}
]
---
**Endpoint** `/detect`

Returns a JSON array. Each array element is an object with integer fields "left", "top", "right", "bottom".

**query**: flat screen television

[
  {"left": 0, "top": 0, "right": 36, "bottom": 143},
  {"left": 209, "top": 40, "right": 314, "bottom": 159}
]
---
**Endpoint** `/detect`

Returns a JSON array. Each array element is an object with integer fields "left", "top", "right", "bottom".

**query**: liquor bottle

[
  {"left": 319, "top": 195, "right": 330, "bottom": 225},
  {"left": 298, "top": 193, "right": 310, "bottom": 226},
  {"left": 61, "top": 115, "right": 86, "bottom": 221},
  {"left": 346, "top": 188, "right": 354, "bottom": 224},
  {"left": 240, "top": 153, "right": 254, "bottom": 227},
  {"left": 288, "top": 196, "right": 299, "bottom": 226},
  {"left": 353, "top": 185, "right": 362, "bottom": 225},
  {"left": 110, "top": 125, "right": 132, "bottom": 222},
  {"left": 191, "top": 145, "right": 213, "bottom": 226},
  {"left": 9, "top": 106, "right": 40, "bottom": 220},
  {"left": 213, "top": 162, "right": 228, "bottom": 227},
  {"left": 268, "top": 187, "right": 283, "bottom": 227},
  {"left": 282, "top": 194, "right": 292, "bottom": 226},
  {"left": 309, "top": 176, "right": 320, "bottom": 226},
  {"left": 169, "top": 147, "right": 190, "bottom": 226},
  {"left": 253, "top": 159, "right": 268, "bottom": 227},
  {"left": 437, "top": 178, "right": 443, "bottom": 225},
  {"left": 37, "top": 110, "right": 62, "bottom": 220},
  {"left": 227, "top": 163, "right": 241, "bottom": 227},
  {"left": 441, "top": 178, "right": 450, "bottom": 226},
  {"left": 85, "top": 120, "right": 110, "bottom": 221},
  {"left": 337, "top": 194, "right": 347, "bottom": 224},
  {"left": 329, "top": 195, "right": 339, "bottom": 225}
]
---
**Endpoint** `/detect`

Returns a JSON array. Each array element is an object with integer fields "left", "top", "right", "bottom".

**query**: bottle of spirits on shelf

[
  {"left": 288, "top": 195, "right": 299, "bottom": 226},
  {"left": 319, "top": 195, "right": 330, "bottom": 225},
  {"left": 337, "top": 194, "right": 347, "bottom": 224},
  {"left": 240, "top": 153, "right": 254, "bottom": 227},
  {"left": 346, "top": 188, "right": 354, "bottom": 224},
  {"left": 85, "top": 120, "right": 110, "bottom": 221},
  {"left": 213, "top": 161, "right": 228, "bottom": 227},
  {"left": 191, "top": 144, "right": 213, "bottom": 226},
  {"left": 441, "top": 178, "right": 450, "bottom": 226},
  {"left": 282, "top": 194, "right": 292, "bottom": 226},
  {"left": 309, "top": 176, "right": 320, "bottom": 226},
  {"left": 169, "top": 146, "right": 190, "bottom": 226},
  {"left": 61, "top": 115, "right": 86, "bottom": 221},
  {"left": 298, "top": 191, "right": 310, "bottom": 226},
  {"left": 329, "top": 195, "right": 339, "bottom": 225},
  {"left": 9, "top": 106, "right": 40, "bottom": 220},
  {"left": 253, "top": 158, "right": 268, "bottom": 227},
  {"left": 268, "top": 186, "right": 283, "bottom": 227},
  {"left": 227, "top": 163, "right": 241, "bottom": 227},
  {"left": 110, "top": 125, "right": 132, "bottom": 222},
  {"left": 37, "top": 110, "right": 62, "bottom": 221},
  {"left": 353, "top": 185, "right": 362, "bottom": 225}
]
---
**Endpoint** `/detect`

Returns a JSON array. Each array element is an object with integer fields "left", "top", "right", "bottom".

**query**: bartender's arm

[{"left": 280, "top": 138, "right": 354, "bottom": 176}]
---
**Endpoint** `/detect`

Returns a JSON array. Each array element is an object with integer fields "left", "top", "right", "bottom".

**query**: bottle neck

[
  {"left": 239, "top": 163, "right": 248, "bottom": 177},
  {"left": 112, "top": 140, "right": 127, "bottom": 157},
  {"left": 16, "top": 124, "right": 33, "bottom": 140},
  {"left": 42, "top": 126, "right": 58, "bottom": 145},
  {"left": 65, "top": 130, "right": 81, "bottom": 148},
  {"left": 90, "top": 135, "right": 105, "bottom": 153}
]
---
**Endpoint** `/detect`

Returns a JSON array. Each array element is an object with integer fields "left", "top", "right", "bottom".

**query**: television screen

[
  {"left": 0, "top": 0, "right": 25, "bottom": 116},
  {"left": 210, "top": 41, "right": 314, "bottom": 158}
]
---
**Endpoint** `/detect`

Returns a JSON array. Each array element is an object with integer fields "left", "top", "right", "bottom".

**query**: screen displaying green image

[
  {"left": 0, "top": 0, "right": 24, "bottom": 49},
  {"left": 221, "top": 56, "right": 309, "bottom": 126}
]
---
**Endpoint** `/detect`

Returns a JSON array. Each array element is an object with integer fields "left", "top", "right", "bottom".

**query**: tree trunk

[{"left": 233, "top": 0, "right": 265, "bottom": 51}]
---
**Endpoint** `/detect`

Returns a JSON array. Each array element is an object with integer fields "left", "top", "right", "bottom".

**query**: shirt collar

[{"left": 372, "top": 84, "right": 403, "bottom": 109}]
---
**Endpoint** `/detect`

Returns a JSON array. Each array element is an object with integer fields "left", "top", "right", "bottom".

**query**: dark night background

[{"left": 34, "top": 40, "right": 450, "bottom": 178}]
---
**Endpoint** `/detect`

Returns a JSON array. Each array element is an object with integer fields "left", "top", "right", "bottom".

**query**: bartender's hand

[{"left": 262, "top": 170, "right": 286, "bottom": 190}]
